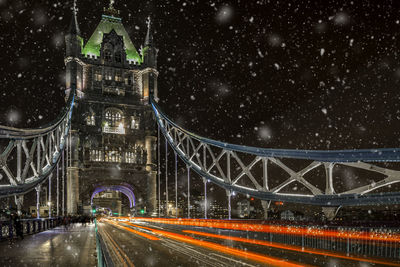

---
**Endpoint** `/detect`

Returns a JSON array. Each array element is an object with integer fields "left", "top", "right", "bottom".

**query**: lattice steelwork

[
  {"left": 0, "top": 91, "right": 74, "bottom": 198},
  {"left": 151, "top": 97, "right": 400, "bottom": 207}
]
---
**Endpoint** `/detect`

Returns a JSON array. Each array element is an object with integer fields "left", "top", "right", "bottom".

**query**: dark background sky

[
  {"left": 1, "top": 0, "right": 400, "bottom": 215},
  {"left": 1, "top": 0, "right": 400, "bottom": 150}
]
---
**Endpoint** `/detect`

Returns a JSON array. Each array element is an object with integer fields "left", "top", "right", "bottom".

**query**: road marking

[
  {"left": 210, "top": 253, "right": 258, "bottom": 267},
  {"left": 162, "top": 239, "right": 226, "bottom": 266},
  {"left": 104, "top": 219, "right": 159, "bottom": 241},
  {"left": 99, "top": 224, "right": 135, "bottom": 267}
]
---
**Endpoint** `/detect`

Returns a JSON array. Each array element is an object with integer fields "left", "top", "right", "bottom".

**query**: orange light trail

[
  {"left": 99, "top": 223, "right": 135, "bottom": 267},
  {"left": 124, "top": 217, "right": 400, "bottom": 242},
  {"left": 104, "top": 219, "right": 160, "bottom": 241},
  {"left": 183, "top": 230, "right": 400, "bottom": 267},
  {"left": 117, "top": 220, "right": 306, "bottom": 267}
]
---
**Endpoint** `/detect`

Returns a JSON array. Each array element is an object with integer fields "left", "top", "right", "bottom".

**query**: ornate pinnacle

[
  {"left": 68, "top": 0, "right": 81, "bottom": 35},
  {"left": 104, "top": 0, "right": 120, "bottom": 17},
  {"left": 145, "top": 16, "right": 153, "bottom": 47}
]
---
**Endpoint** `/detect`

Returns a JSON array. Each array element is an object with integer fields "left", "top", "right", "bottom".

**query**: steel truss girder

[
  {"left": 0, "top": 91, "right": 75, "bottom": 198},
  {"left": 151, "top": 97, "right": 400, "bottom": 207}
]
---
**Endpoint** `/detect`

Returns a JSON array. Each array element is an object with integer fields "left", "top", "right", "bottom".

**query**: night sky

[
  {"left": 1, "top": 0, "right": 400, "bottom": 215},
  {"left": 1, "top": 0, "right": 400, "bottom": 150}
]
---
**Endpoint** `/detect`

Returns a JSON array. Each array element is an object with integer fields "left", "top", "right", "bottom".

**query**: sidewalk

[{"left": 0, "top": 223, "right": 97, "bottom": 267}]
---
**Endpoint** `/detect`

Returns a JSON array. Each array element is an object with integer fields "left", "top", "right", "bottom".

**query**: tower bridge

[
  {"left": 0, "top": 1, "right": 399, "bottom": 266},
  {"left": 0, "top": 0, "right": 400, "bottom": 220}
]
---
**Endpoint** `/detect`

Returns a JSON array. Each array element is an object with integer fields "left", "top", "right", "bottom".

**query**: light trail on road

[
  {"left": 106, "top": 220, "right": 160, "bottom": 241},
  {"left": 183, "top": 229, "right": 400, "bottom": 267},
  {"left": 104, "top": 219, "right": 307, "bottom": 267},
  {"left": 98, "top": 223, "right": 136, "bottom": 267},
  {"left": 126, "top": 217, "right": 400, "bottom": 242}
]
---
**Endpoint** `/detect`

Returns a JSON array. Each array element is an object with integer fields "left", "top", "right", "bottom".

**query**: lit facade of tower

[{"left": 65, "top": 2, "right": 158, "bottom": 215}]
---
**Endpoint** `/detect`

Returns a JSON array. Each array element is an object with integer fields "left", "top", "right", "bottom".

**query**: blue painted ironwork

[{"left": 150, "top": 96, "right": 400, "bottom": 208}]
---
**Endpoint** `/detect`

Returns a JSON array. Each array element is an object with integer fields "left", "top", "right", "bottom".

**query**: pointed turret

[
  {"left": 145, "top": 16, "right": 153, "bottom": 47},
  {"left": 68, "top": 6, "right": 81, "bottom": 36},
  {"left": 65, "top": 1, "right": 82, "bottom": 57},
  {"left": 142, "top": 16, "right": 159, "bottom": 102},
  {"left": 65, "top": 0, "right": 83, "bottom": 99},
  {"left": 143, "top": 16, "right": 158, "bottom": 68}
]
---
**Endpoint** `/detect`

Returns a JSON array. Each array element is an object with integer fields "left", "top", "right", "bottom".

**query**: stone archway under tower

[{"left": 90, "top": 183, "right": 141, "bottom": 216}]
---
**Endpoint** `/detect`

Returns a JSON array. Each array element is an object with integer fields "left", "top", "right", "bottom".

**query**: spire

[
  {"left": 145, "top": 16, "right": 153, "bottom": 47},
  {"left": 68, "top": 0, "right": 81, "bottom": 35},
  {"left": 104, "top": 0, "right": 120, "bottom": 18}
]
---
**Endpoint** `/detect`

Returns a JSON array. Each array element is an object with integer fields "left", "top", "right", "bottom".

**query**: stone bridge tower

[{"left": 64, "top": 2, "right": 158, "bottom": 215}]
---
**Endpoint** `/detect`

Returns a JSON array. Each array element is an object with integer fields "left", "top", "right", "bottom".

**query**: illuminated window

[
  {"left": 86, "top": 114, "right": 95, "bottom": 126},
  {"left": 104, "top": 50, "right": 112, "bottom": 62},
  {"left": 105, "top": 150, "right": 121, "bottom": 162},
  {"left": 94, "top": 70, "right": 102, "bottom": 81},
  {"left": 131, "top": 116, "right": 140, "bottom": 129},
  {"left": 105, "top": 110, "right": 122, "bottom": 127},
  {"left": 115, "top": 72, "right": 123, "bottom": 82},
  {"left": 104, "top": 109, "right": 125, "bottom": 134},
  {"left": 105, "top": 70, "right": 112, "bottom": 81},
  {"left": 90, "top": 149, "right": 103, "bottom": 162},
  {"left": 125, "top": 152, "right": 137, "bottom": 163}
]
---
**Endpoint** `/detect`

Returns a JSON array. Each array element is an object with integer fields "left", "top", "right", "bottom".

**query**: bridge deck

[{"left": 0, "top": 223, "right": 96, "bottom": 267}]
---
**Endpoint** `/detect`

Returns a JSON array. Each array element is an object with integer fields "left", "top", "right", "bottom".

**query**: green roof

[{"left": 82, "top": 15, "right": 142, "bottom": 63}]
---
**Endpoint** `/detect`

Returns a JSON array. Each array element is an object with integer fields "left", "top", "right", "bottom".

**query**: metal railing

[
  {"left": 135, "top": 217, "right": 400, "bottom": 260},
  {"left": 0, "top": 217, "right": 63, "bottom": 240},
  {"left": 95, "top": 219, "right": 114, "bottom": 267},
  {"left": 263, "top": 224, "right": 400, "bottom": 260}
]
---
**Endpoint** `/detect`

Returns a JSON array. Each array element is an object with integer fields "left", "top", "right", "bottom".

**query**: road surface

[{"left": 98, "top": 218, "right": 399, "bottom": 267}]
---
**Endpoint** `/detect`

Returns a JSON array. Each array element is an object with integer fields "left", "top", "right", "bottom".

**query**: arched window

[
  {"left": 130, "top": 114, "right": 140, "bottom": 129},
  {"left": 105, "top": 109, "right": 123, "bottom": 127},
  {"left": 86, "top": 113, "right": 95, "bottom": 126},
  {"left": 104, "top": 108, "right": 125, "bottom": 134}
]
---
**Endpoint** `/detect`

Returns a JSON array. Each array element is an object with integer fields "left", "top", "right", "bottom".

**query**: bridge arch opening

[{"left": 91, "top": 185, "right": 136, "bottom": 209}]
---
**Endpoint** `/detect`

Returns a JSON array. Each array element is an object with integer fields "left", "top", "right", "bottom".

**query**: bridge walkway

[{"left": 0, "top": 223, "right": 97, "bottom": 267}]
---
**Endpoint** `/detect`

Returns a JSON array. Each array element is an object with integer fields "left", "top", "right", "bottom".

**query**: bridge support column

[
  {"left": 48, "top": 173, "right": 52, "bottom": 218},
  {"left": 14, "top": 195, "right": 23, "bottom": 216},
  {"left": 67, "top": 167, "right": 79, "bottom": 215},
  {"left": 187, "top": 166, "right": 190, "bottom": 219},
  {"left": 261, "top": 200, "right": 271, "bottom": 220},
  {"left": 67, "top": 133, "right": 80, "bottom": 215},
  {"left": 165, "top": 138, "right": 168, "bottom": 217},
  {"left": 36, "top": 185, "right": 41, "bottom": 219},
  {"left": 56, "top": 162, "right": 59, "bottom": 217},
  {"left": 62, "top": 149, "right": 65, "bottom": 216},
  {"left": 145, "top": 136, "right": 157, "bottom": 215},
  {"left": 175, "top": 152, "right": 178, "bottom": 218},
  {"left": 227, "top": 190, "right": 232, "bottom": 220},
  {"left": 157, "top": 126, "right": 161, "bottom": 216},
  {"left": 203, "top": 178, "right": 207, "bottom": 219}
]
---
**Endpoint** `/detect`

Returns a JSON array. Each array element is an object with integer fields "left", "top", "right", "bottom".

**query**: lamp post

[{"left": 47, "top": 202, "right": 52, "bottom": 218}]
